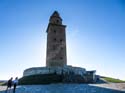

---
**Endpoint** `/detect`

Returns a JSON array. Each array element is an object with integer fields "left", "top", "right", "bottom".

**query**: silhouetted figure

[
  {"left": 13, "top": 77, "right": 18, "bottom": 93},
  {"left": 6, "top": 77, "right": 13, "bottom": 93}
]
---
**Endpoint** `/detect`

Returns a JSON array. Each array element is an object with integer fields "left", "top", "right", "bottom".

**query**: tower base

[{"left": 22, "top": 66, "right": 97, "bottom": 84}]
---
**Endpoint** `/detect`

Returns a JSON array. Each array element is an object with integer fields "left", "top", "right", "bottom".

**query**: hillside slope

[{"left": 101, "top": 76, "right": 125, "bottom": 83}]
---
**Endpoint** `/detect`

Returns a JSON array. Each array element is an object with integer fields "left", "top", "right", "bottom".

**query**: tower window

[
  {"left": 54, "top": 38, "right": 56, "bottom": 41},
  {"left": 56, "top": 20, "right": 59, "bottom": 23},
  {"left": 60, "top": 57, "right": 63, "bottom": 60},
  {"left": 61, "top": 47, "right": 63, "bottom": 50},
  {"left": 60, "top": 39, "right": 63, "bottom": 42},
  {"left": 54, "top": 30, "right": 56, "bottom": 33}
]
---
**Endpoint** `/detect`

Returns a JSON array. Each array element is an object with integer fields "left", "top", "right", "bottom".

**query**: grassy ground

[
  {"left": 0, "top": 83, "right": 2, "bottom": 86},
  {"left": 101, "top": 77, "right": 125, "bottom": 83},
  {"left": 0, "top": 82, "right": 5, "bottom": 86}
]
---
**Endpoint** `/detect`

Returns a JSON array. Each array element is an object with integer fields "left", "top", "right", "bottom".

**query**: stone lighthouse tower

[
  {"left": 46, "top": 11, "right": 67, "bottom": 67},
  {"left": 23, "top": 11, "right": 96, "bottom": 83}
]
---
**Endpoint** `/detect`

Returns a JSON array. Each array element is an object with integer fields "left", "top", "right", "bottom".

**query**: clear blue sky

[{"left": 0, "top": 0, "right": 125, "bottom": 80}]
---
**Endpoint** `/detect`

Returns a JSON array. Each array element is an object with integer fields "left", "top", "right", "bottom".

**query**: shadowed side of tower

[{"left": 46, "top": 11, "right": 67, "bottom": 67}]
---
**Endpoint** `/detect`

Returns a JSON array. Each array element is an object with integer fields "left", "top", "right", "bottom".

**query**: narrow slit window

[
  {"left": 54, "top": 30, "right": 56, "bottom": 33},
  {"left": 54, "top": 38, "right": 56, "bottom": 41},
  {"left": 60, "top": 57, "right": 63, "bottom": 60},
  {"left": 60, "top": 39, "right": 63, "bottom": 42},
  {"left": 56, "top": 20, "right": 59, "bottom": 23}
]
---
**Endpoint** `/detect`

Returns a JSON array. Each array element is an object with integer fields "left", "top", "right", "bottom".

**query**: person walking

[
  {"left": 6, "top": 77, "right": 13, "bottom": 93},
  {"left": 13, "top": 77, "right": 18, "bottom": 93}
]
